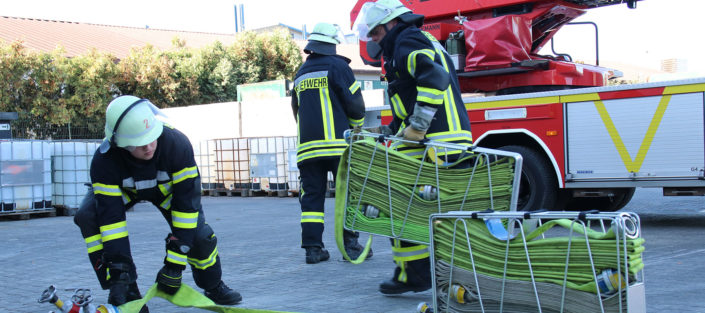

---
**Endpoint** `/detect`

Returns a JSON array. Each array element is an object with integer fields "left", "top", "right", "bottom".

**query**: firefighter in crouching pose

[
  {"left": 291, "top": 22, "right": 372, "bottom": 264},
  {"left": 74, "top": 95, "right": 241, "bottom": 311}
]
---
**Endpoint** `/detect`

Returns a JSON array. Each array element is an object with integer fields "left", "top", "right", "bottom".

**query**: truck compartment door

[{"left": 565, "top": 92, "right": 704, "bottom": 182}]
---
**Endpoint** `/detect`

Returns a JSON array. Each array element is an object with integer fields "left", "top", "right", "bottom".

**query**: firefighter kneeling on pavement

[{"left": 74, "top": 95, "right": 241, "bottom": 311}]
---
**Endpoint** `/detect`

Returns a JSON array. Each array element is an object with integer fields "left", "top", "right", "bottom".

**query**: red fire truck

[{"left": 352, "top": 0, "right": 705, "bottom": 211}]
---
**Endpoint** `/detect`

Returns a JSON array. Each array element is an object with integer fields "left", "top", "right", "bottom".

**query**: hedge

[{"left": 0, "top": 29, "right": 303, "bottom": 139}]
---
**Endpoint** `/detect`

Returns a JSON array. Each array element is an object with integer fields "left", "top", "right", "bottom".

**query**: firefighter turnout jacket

[
  {"left": 89, "top": 125, "right": 201, "bottom": 266},
  {"left": 380, "top": 19, "right": 473, "bottom": 159},
  {"left": 377, "top": 17, "right": 475, "bottom": 287},
  {"left": 291, "top": 53, "right": 366, "bottom": 166}
]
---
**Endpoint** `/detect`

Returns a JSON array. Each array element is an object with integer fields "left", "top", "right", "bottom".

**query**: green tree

[
  {"left": 0, "top": 42, "right": 71, "bottom": 137},
  {"left": 166, "top": 39, "right": 201, "bottom": 106},
  {"left": 57, "top": 48, "right": 120, "bottom": 134},
  {"left": 116, "top": 44, "right": 179, "bottom": 107},
  {"left": 228, "top": 30, "right": 302, "bottom": 85},
  {"left": 194, "top": 41, "right": 234, "bottom": 104}
]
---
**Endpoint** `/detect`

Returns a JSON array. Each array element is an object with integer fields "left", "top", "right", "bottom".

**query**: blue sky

[{"left": 2, "top": 0, "right": 704, "bottom": 74}]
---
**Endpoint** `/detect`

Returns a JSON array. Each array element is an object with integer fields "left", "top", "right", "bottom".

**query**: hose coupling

[
  {"left": 416, "top": 302, "right": 433, "bottom": 313},
  {"left": 417, "top": 185, "right": 438, "bottom": 200},
  {"left": 597, "top": 269, "right": 627, "bottom": 294},
  {"left": 363, "top": 204, "right": 379, "bottom": 218}
]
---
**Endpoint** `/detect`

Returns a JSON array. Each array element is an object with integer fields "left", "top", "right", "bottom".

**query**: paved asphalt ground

[
  {"left": 2, "top": 196, "right": 430, "bottom": 313},
  {"left": 2, "top": 189, "right": 704, "bottom": 313}
]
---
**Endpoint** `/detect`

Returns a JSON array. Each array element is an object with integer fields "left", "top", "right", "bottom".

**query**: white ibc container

[
  {"left": 51, "top": 141, "right": 100, "bottom": 210},
  {"left": 194, "top": 140, "right": 219, "bottom": 190},
  {"left": 213, "top": 138, "right": 250, "bottom": 190},
  {"left": 249, "top": 136, "right": 293, "bottom": 191},
  {"left": 284, "top": 137, "right": 334, "bottom": 195},
  {"left": 0, "top": 140, "right": 52, "bottom": 212},
  {"left": 286, "top": 136, "right": 300, "bottom": 193},
  {"left": 287, "top": 150, "right": 300, "bottom": 192}
]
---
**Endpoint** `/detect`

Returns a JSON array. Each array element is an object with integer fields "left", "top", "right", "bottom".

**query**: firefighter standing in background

[
  {"left": 74, "top": 96, "right": 242, "bottom": 311},
  {"left": 354, "top": 0, "right": 474, "bottom": 294},
  {"left": 291, "top": 22, "right": 372, "bottom": 264}
]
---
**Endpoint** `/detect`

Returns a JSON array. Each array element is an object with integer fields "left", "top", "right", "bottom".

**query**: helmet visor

[{"left": 353, "top": 2, "right": 380, "bottom": 42}]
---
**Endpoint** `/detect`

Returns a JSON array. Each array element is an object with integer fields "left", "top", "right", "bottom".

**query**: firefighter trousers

[
  {"left": 387, "top": 157, "right": 471, "bottom": 287},
  {"left": 389, "top": 239, "right": 432, "bottom": 287},
  {"left": 74, "top": 188, "right": 223, "bottom": 291},
  {"left": 298, "top": 157, "right": 357, "bottom": 248}
]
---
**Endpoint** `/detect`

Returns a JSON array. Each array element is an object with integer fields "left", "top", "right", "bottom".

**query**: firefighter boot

[
  {"left": 343, "top": 230, "right": 373, "bottom": 260},
  {"left": 127, "top": 282, "right": 149, "bottom": 313},
  {"left": 379, "top": 279, "right": 431, "bottom": 295},
  {"left": 204, "top": 281, "right": 242, "bottom": 305},
  {"left": 379, "top": 261, "right": 431, "bottom": 295},
  {"left": 305, "top": 246, "right": 330, "bottom": 264}
]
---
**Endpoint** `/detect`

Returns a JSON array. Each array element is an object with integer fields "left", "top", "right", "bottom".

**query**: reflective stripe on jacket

[
  {"left": 90, "top": 125, "right": 202, "bottom": 259},
  {"left": 291, "top": 53, "right": 365, "bottom": 165},
  {"left": 381, "top": 23, "right": 473, "bottom": 159}
]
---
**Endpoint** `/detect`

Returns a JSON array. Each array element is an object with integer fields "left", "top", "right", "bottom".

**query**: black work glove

[
  {"left": 155, "top": 264, "right": 183, "bottom": 295},
  {"left": 156, "top": 234, "right": 189, "bottom": 295}
]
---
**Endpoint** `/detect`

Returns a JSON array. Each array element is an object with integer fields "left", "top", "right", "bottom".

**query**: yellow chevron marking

[
  {"left": 663, "top": 83, "right": 705, "bottom": 95},
  {"left": 561, "top": 92, "right": 600, "bottom": 103},
  {"left": 594, "top": 95, "right": 671, "bottom": 173},
  {"left": 465, "top": 96, "right": 559, "bottom": 110}
]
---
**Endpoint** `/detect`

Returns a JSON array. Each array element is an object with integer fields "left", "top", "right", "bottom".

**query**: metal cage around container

[
  {"left": 51, "top": 140, "right": 100, "bottom": 213},
  {"left": 286, "top": 147, "right": 300, "bottom": 194},
  {"left": 194, "top": 139, "right": 222, "bottom": 192},
  {"left": 338, "top": 132, "right": 522, "bottom": 245},
  {"left": 248, "top": 136, "right": 296, "bottom": 195},
  {"left": 212, "top": 138, "right": 251, "bottom": 192},
  {"left": 285, "top": 137, "right": 335, "bottom": 197},
  {"left": 428, "top": 210, "right": 646, "bottom": 313},
  {"left": 0, "top": 140, "right": 53, "bottom": 214}
]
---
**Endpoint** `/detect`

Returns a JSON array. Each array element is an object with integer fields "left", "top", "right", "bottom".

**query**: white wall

[
  {"left": 362, "top": 89, "right": 385, "bottom": 108},
  {"left": 240, "top": 97, "right": 297, "bottom": 137},
  {"left": 162, "top": 101, "right": 240, "bottom": 144},
  {"left": 162, "top": 91, "right": 384, "bottom": 145}
]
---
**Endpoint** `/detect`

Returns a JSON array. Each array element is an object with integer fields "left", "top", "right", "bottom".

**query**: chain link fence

[{"left": 10, "top": 119, "right": 104, "bottom": 140}]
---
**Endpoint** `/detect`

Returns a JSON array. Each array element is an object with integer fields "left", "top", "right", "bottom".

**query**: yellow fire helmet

[
  {"left": 99, "top": 95, "right": 165, "bottom": 153},
  {"left": 304, "top": 22, "right": 343, "bottom": 55},
  {"left": 353, "top": 0, "right": 411, "bottom": 41}
]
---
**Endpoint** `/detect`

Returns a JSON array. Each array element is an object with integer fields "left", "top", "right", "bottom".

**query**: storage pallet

[{"left": 0, "top": 208, "right": 57, "bottom": 220}]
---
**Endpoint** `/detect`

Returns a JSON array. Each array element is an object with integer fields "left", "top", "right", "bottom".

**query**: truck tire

[
  {"left": 562, "top": 188, "right": 636, "bottom": 212},
  {"left": 499, "top": 145, "right": 558, "bottom": 211}
]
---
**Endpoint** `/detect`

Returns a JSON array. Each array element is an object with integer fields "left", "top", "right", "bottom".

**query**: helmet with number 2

[{"left": 102, "top": 95, "right": 164, "bottom": 151}]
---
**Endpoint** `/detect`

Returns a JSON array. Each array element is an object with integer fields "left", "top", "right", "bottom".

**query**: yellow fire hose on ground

[
  {"left": 114, "top": 283, "right": 292, "bottom": 313},
  {"left": 40, "top": 282, "right": 295, "bottom": 313}
]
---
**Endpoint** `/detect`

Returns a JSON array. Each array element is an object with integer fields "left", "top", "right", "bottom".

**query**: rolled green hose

[
  {"left": 335, "top": 137, "right": 515, "bottom": 261},
  {"left": 432, "top": 217, "right": 643, "bottom": 293}
]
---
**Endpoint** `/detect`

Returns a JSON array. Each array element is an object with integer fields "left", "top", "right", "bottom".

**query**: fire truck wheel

[{"left": 499, "top": 145, "right": 558, "bottom": 211}]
